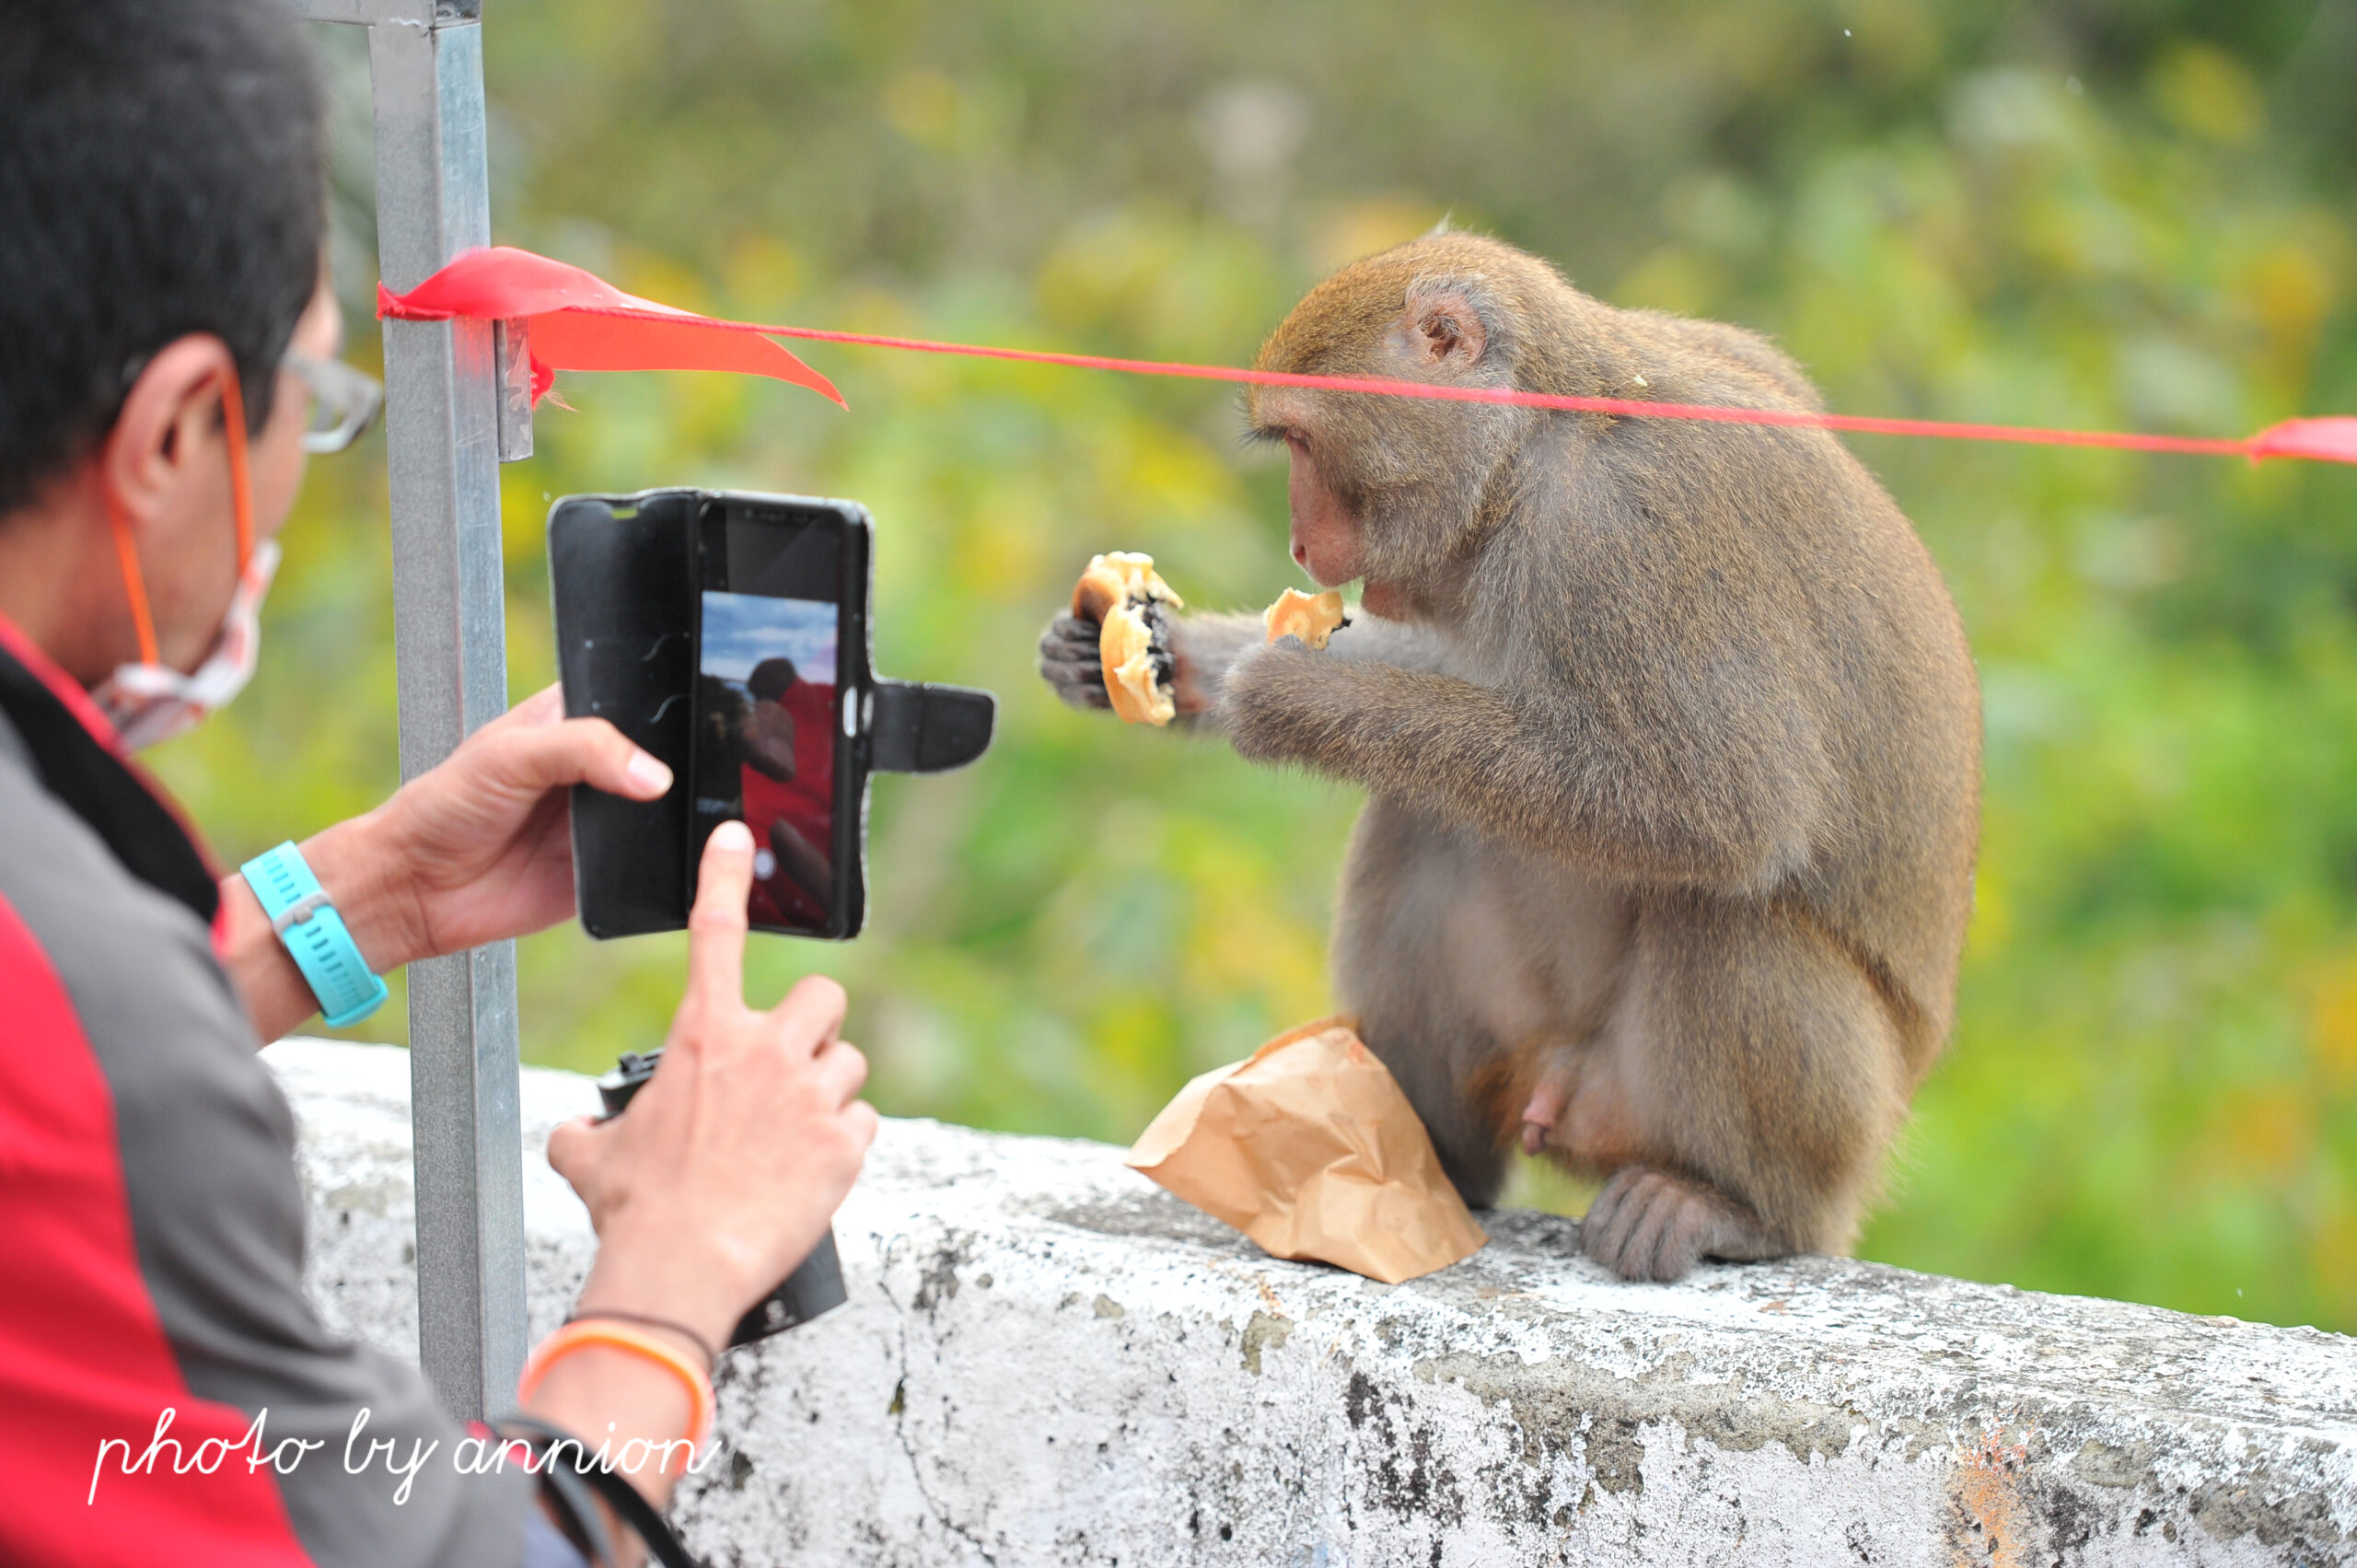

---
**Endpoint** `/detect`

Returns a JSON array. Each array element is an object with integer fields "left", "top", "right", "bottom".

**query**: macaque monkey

[{"left": 1039, "top": 232, "right": 1979, "bottom": 1282}]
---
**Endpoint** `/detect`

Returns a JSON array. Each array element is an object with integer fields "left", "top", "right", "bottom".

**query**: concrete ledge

[{"left": 268, "top": 1038, "right": 2357, "bottom": 1565}]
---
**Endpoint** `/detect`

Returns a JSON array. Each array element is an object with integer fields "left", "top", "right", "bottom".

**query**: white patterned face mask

[
  {"left": 94, "top": 538, "right": 279, "bottom": 750},
  {"left": 91, "top": 364, "right": 273, "bottom": 751}
]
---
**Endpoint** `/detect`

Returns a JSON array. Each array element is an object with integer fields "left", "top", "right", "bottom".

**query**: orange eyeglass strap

[
  {"left": 105, "top": 366, "right": 256, "bottom": 669},
  {"left": 517, "top": 1319, "right": 717, "bottom": 1449},
  {"left": 106, "top": 497, "right": 161, "bottom": 668},
  {"left": 218, "top": 366, "right": 254, "bottom": 567}
]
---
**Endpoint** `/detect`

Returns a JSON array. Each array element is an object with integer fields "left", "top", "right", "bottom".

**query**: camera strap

[{"left": 493, "top": 1415, "right": 707, "bottom": 1568}]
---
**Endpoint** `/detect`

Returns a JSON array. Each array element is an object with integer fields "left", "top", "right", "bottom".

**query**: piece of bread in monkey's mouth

[
  {"left": 1074, "top": 552, "right": 1185, "bottom": 726},
  {"left": 1262, "top": 587, "right": 1350, "bottom": 649}
]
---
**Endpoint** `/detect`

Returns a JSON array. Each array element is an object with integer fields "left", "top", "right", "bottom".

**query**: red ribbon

[
  {"left": 377, "top": 247, "right": 843, "bottom": 407},
  {"left": 379, "top": 246, "right": 2357, "bottom": 468}
]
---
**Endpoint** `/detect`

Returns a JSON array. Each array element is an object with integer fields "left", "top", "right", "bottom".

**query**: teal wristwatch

[{"left": 239, "top": 842, "right": 389, "bottom": 1028}]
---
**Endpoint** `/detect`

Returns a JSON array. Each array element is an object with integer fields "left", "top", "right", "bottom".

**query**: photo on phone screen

[{"left": 691, "top": 506, "right": 849, "bottom": 935}]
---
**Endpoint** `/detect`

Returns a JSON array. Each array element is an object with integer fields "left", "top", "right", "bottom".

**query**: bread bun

[
  {"left": 1262, "top": 587, "right": 1349, "bottom": 650},
  {"left": 1073, "top": 552, "right": 1184, "bottom": 726}
]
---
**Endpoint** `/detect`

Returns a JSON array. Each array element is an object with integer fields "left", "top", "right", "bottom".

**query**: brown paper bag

[{"left": 1126, "top": 1016, "right": 1487, "bottom": 1283}]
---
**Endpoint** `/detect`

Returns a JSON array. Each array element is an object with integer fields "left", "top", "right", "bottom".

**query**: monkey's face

[
  {"left": 1251, "top": 235, "right": 1563, "bottom": 609},
  {"left": 1283, "top": 434, "right": 1367, "bottom": 589},
  {"left": 1266, "top": 384, "right": 1509, "bottom": 618}
]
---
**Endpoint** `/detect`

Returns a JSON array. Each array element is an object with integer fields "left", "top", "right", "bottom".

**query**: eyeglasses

[{"left": 285, "top": 352, "right": 383, "bottom": 455}]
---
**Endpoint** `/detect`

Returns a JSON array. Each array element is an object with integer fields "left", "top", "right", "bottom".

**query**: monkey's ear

[{"left": 1393, "top": 287, "right": 1489, "bottom": 372}]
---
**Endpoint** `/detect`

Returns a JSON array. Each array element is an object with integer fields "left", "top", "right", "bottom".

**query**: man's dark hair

[
  {"left": 747, "top": 658, "right": 801, "bottom": 703},
  {"left": 0, "top": 0, "right": 326, "bottom": 515}
]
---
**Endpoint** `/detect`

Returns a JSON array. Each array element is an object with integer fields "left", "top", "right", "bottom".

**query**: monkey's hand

[
  {"left": 1037, "top": 612, "right": 1111, "bottom": 712},
  {"left": 1042, "top": 609, "right": 1271, "bottom": 721},
  {"left": 1220, "top": 635, "right": 1397, "bottom": 768}
]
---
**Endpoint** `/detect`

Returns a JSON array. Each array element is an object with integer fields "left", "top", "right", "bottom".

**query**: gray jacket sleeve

[{"left": 0, "top": 715, "right": 538, "bottom": 1568}]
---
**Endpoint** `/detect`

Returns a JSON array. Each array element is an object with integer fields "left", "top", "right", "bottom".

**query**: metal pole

[{"left": 305, "top": 0, "right": 526, "bottom": 1421}]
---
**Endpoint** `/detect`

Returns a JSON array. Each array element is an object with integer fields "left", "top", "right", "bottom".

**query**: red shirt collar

[
  {"left": 0, "top": 610, "right": 128, "bottom": 754},
  {"left": 0, "top": 610, "right": 228, "bottom": 949}
]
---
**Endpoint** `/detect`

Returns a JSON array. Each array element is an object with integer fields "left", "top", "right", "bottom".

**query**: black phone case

[
  {"left": 551, "top": 489, "right": 698, "bottom": 939},
  {"left": 551, "top": 488, "right": 995, "bottom": 941}
]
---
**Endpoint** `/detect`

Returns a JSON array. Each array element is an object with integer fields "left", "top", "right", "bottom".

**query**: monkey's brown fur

[{"left": 1040, "top": 232, "right": 1980, "bottom": 1281}]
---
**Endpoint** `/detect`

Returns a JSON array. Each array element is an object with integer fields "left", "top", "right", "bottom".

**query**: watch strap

[{"left": 239, "top": 841, "right": 389, "bottom": 1028}]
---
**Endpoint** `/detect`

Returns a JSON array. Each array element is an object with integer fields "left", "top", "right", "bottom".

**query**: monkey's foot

[{"left": 1578, "top": 1167, "right": 1786, "bottom": 1283}]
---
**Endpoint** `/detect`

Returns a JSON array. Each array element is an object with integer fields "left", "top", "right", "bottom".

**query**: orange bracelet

[{"left": 517, "top": 1320, "right": 716, "bottom": 1448}]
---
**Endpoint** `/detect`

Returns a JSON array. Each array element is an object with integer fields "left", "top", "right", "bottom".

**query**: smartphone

[
  {"left": 551, "top": 487, "right": 993, "bottom": 944},
  {"left": 688, "top": 498, "right": 866, "bottom": 939}
]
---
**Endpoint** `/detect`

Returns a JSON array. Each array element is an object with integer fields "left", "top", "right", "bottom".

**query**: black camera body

[{"left": 596, "top": 1048, "right": 848, "bottom": 1345}]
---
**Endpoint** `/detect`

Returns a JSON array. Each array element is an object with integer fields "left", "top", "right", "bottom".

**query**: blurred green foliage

[{"left": 155, "top": 0, "right": 2357, "bottom": 1330}]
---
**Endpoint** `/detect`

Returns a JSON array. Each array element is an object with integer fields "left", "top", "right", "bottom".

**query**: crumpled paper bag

[{"left": 1125, "top": 1016, "right": 1487, "bottom": 1283}]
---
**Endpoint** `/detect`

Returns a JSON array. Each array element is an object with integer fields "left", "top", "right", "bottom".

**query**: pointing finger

[{"left": 686, "top": 820, "right": 754, "bottom": 1011}]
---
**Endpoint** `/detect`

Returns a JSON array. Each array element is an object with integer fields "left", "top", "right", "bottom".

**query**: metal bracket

[{"left": 493, "top": 318, "right": 535, "bottom": 462}]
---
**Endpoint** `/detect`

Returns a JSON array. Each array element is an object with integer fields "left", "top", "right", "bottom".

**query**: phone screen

[{"left": 691, "top": 505, "right": 848, "bottom": 935}]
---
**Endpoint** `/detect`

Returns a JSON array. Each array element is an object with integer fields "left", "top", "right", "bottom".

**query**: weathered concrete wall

[{"left": 269, "top": 1038, "right": 2357, "bottom": 1566}]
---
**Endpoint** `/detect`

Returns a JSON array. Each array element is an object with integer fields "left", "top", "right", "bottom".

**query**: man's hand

[
  {"left": 322, "top": 684, "right": 675, "bottom": 964},
  {"left": 528, "top": 822, "right": 876, "bottom": 1509},
  {"left": 548, "top": 820, "right": 877, "bottom": 1351},
  {"left": 223, "top": 684, "right": 673, "bottom": 1040}
]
